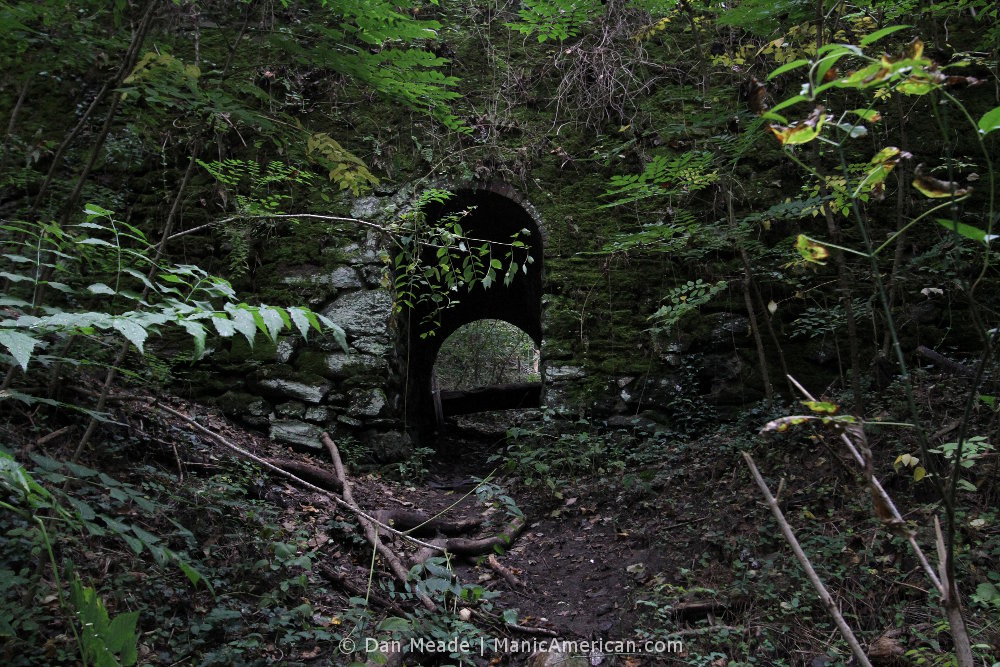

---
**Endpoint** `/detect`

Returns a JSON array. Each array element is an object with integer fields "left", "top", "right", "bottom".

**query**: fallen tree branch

[
  {"left": 784, "top": 376, "right": 975, "bottom": 666},
  {"left": 322, "top": 432, "right": 436, "bottom": 612},
  {"left": 916, "top": 345, "right": 975, "bottom": 379},
  {"left": 785, "top": 376, "right": 944, "bottom": 595},
  {"left": 149, "top": 401, "right": 442, "bottom": 551},
  {"left": 743, "top": 451, "right": 873, "bottom": 667}
]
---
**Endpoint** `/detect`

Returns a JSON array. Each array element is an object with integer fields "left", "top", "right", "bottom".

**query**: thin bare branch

[
  {"left": 785, "top": 375, "right": 944, "bottom": 595},
  {"left": 742, "top": 451, "right": 874, "bottom": 667}
]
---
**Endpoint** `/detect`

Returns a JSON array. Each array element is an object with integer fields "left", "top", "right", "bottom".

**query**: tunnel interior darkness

[{"left": 399, "top": 187, "right": 544, "bottom": 430}]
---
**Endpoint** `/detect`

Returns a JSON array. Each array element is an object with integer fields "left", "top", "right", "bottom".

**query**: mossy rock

[
  {"left": 227, "top": 335, "right": 280, "bottom": 364},
  {"left": 250, "top": 365, "right": 331, "bottom": 404},
  {"left": 270, "top": 420, "right": 324, "bottom": 451},
  {"left": 214, "top": 390, "right": 270, "bottom": 417},
  {"left": 295, "top": 349, "right": 385, "bottom": 381}
]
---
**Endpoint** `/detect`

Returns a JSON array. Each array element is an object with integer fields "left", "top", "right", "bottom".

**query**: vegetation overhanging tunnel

[{"left": 398, "top": 186, "right": 545, "bottom": 430}]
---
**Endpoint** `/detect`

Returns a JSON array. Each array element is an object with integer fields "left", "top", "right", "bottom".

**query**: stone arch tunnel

[{"left": 398, "top": 184, "right": 544, "bottom": 430}]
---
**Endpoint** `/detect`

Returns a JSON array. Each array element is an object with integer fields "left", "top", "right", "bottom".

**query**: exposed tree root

[
  {"left": 266, "top": 458, "right": 342, "bottom": 493},
  {"left": 438, "top": 516, "right": 526, "bottom": 557},
  {"left": 411, "top": 516, "right": 527, "bottom": 566},
  {"left": 369, "top": 509, "right": 481, "bottom": 537},
  {"left": 410, "top": 538, "right": 448, "bottom": 568},
  {"left": 321, "top": 432, "right": 437, "bottom": 612}
]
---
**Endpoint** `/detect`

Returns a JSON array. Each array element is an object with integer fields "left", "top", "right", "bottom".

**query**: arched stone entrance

[{"left": 397, "top": 183, "right": 544, "bottom": 431}]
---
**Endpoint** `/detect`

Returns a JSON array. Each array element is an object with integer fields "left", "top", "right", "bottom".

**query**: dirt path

[{"left": 419, "top": 416, "right": 661, "bottom": 651}]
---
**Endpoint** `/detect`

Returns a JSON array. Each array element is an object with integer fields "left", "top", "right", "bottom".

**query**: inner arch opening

[
  {"left": 432, "top": 319, "right": 541, "bottom": 421},
  {"left": 398, "top": 185, "right": 544, "bottom": 432}
]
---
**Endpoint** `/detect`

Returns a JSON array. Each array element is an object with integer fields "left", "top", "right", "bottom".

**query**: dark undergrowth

[{"left": 2, "top": 368, "right": 999, "bottom": 666}]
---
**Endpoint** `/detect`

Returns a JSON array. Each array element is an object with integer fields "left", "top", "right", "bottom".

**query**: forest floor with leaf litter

[{"left": 2, "top": 376, "right": 999, "bottom": 666}]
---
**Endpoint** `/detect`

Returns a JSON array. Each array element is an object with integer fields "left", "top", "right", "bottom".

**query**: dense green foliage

[
  {"left": 434, "top": 319, "right": 538, "bottom": 391},
  {"left": 1, "top": 0, "right": 999, "bottom": 664}
]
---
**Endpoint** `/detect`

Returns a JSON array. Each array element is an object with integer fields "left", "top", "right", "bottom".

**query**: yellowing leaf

[
  {"left": 901, "top": 37, "right": 925, "bottom": 60},
  {"left": 633, "top": 16, "right": 671, "bottom": 42},
  {"left": 913, "top": 466, "right": 926, "bottom": 482},
  {"left": 851, "top": 109, "right": 882, "bottom": 122},
  {"left": 769, "top": 107, "right": 826, "bottom": 145},
  {"left": 871, "top": 146, "right": 906, "bottom": 166},
  {"left": 860, "top": 147, "right": 911, "bottom": 195},
  {"left": 760, "top": 415, "right": 813, "bottom": 433},
  {"left": 912, "top": 172, "right": 971, "bottom": 198},
  {"left": 802, "top": 400, "right": 839, "bottom": 414},
  {"left": 795, "top": 234, "right": 829, "bottom": 264}
]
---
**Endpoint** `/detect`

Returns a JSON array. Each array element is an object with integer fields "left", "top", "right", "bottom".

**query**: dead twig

[
  {"left": 171, "top": 439, "right": 184, "bottom": 483},
  {"left": 472, "top": 609, "right": 558, "bottom": 638},
  {"left": 36, "top": 425, "right": 74, "bottom": 447},
  {"left": 487, "top": 554, "right": 523, "bottom": 589}
]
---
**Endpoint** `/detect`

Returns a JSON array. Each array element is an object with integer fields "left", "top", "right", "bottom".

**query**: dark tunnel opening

[{"left": 397, "top": 186, "right": 544, "bottom": 432}]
